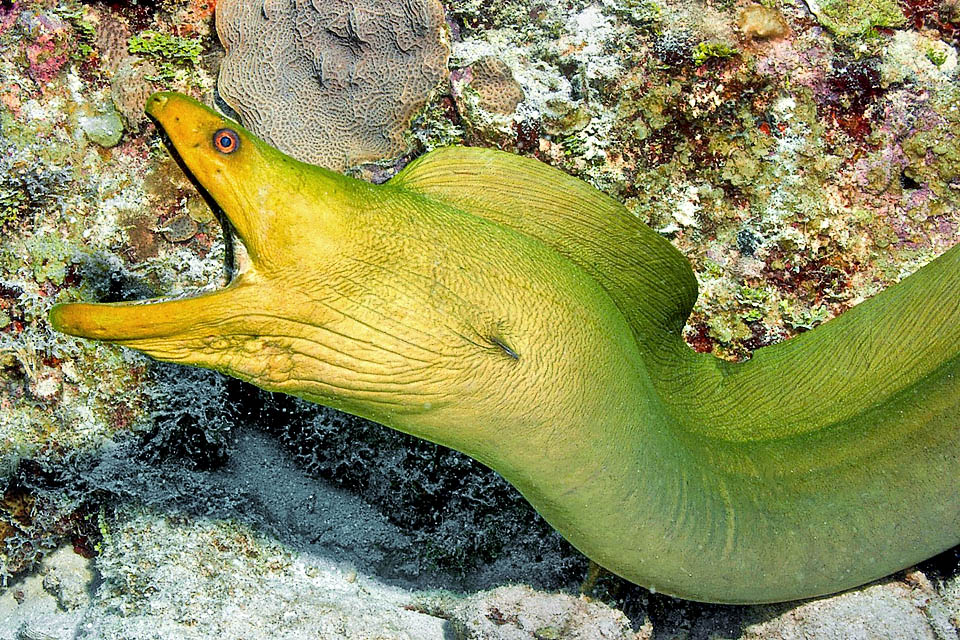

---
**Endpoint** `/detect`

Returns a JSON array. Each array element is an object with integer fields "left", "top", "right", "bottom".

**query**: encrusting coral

[
  {"left": 216, "top": 0, "right": 450, "bottom": 170},
  {"left": 467, "top": 56, "right": 525, "bottom": 115}
]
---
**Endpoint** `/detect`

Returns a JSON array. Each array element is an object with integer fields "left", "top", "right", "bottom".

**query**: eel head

[{"left": 50, "top": 93, "right": 414, "bottom": 420}]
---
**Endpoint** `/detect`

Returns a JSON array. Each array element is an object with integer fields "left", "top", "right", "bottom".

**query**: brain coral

[{"left": 216, "top": 0, "right": 450, "bottom": 170}]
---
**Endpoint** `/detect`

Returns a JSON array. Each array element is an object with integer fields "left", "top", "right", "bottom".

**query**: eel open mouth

[{"left": 49, "top": 92, "right": 257, "bottom": 344}]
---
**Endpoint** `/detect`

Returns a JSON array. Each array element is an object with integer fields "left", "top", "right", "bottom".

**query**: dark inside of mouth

[{"left": 147, "top": 113, "right": 237, "bottom": 285}]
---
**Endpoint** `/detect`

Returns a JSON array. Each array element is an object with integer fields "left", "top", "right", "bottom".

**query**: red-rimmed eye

[{"left": 213, "top": 128, "right": 239, "bottom": 154}]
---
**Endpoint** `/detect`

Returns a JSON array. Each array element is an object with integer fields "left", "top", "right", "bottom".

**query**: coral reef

[
  {"left": 0, "top": 0, "right": 958, "bottom": 636},
  {"left": 216, "top": 0, "right": 450, "bottom": 170},
  {"left": 0, "top": 0, "right": 224, "bottom": 579},
  {"left": 430, "top": 0, "right": 960, "bottom": 361}
]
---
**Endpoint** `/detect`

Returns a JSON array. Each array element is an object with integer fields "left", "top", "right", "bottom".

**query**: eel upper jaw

[{"left": 145, "top": 106, "right": 254, "bottom": 281}]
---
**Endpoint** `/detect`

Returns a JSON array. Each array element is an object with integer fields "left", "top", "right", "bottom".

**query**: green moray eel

[{"left": 50, "top": 92, "right": 959, "bottom": 604}]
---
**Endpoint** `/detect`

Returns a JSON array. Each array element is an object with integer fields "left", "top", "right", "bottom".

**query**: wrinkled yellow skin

[{"left": 51, "top": 93, "right": 960, "bottom": 603}]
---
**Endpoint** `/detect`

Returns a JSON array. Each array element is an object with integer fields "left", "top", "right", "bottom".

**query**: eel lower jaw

[{"left": 49, "top": 284, "right": 241, "bottom": 343}]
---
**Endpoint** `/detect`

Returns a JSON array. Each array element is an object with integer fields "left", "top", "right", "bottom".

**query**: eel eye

[{"left": 213, "top": 128, "right": 239, "bottom": 154}]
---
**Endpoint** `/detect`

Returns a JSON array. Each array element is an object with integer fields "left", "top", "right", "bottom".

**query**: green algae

[
  {"left": 902, "top": 130, "right": 960, "bottom": 218},
  {"left": 445, "top": 0, "right": 568, "bottom": 37},
  {"left": 926, "top": 47, "right": 948, "bottom": 68},
  {"left": 542, "top": 100, "right": 593, "bottom": 136},
  {"left": 57, "top": 4, "right": 97, "bottom": 62},
  {"left": 406, "top": 101, "right": 466, "bottom": 154},
  {"left": 812, "top": 0, "right": 906, "bottom": 38},
  {"left": 779, "top": 300, "right": 830, "bottom": 330},
  {"left": 899, "top": 89, "right": 960, "bottom": 213},
  {"left": 692, "top": 41, "right": 738, "bottom": 66},
  {"left": 610, "top": 0, "right": 663, "bottom": 31},
  {"left": 127, "top": 30, "right": 203, "bottom": 82},
  {"left": 721, "top": 149, "right": 761, "bottom": 187},
  {"left": 616, "top": 80, "right": 682, "bottom": 140}
]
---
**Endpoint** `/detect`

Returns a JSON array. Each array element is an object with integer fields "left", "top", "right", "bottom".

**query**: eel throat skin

[{"left": 50, "top": 92, "right": 960, "bottom": 604}]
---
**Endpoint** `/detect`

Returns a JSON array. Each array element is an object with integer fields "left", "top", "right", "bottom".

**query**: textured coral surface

[
  {"left": 216, "top": 0, "right": 450, "bottom": 169},
  {"left": 0, "top": 0, "right": 958, "bottom": 638}
]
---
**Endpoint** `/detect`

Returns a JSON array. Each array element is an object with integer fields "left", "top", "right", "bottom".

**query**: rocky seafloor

[{"left": 0, "top": 0, "right": 958, "bottom": 638}]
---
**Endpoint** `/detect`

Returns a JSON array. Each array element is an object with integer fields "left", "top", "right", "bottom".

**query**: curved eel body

[{"left": 50, "top": 93, "right": 960, "bottom": 603}]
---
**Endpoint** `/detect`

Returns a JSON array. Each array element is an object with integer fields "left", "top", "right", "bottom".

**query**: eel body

[{"left": 50, "top": 93, "right": 960, "bottom": 603}]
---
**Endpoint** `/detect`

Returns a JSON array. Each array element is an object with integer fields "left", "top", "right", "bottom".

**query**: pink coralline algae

[
  {"left": 25, "top": 14, "right": 71, "bottom": 85},
  {"left": 0, "top": 5, "right": 20, "bottom": 38}
]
